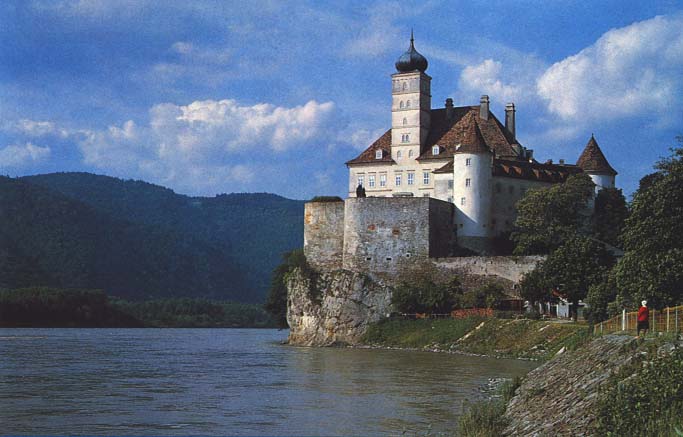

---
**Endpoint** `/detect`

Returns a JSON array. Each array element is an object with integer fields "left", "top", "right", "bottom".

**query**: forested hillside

[{"left": 1, "top": 173, "right": 304, "bottom": 301}]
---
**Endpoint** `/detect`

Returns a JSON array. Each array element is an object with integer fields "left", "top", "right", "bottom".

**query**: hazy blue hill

[
  {"left": 22, "top": 172, "right": 305, "bottom": 299},
  {"left": 0, "top": 176, "right": 254, "bottom": 301}
]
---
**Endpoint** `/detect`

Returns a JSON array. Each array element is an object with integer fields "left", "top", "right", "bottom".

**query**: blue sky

[{"left": 1, "top": 1, "right": 681, "bottom": 199}]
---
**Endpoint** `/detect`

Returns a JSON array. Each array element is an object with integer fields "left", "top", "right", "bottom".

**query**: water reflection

[{"left": 0, "top": 329, "right": 536, "bottom": 436}]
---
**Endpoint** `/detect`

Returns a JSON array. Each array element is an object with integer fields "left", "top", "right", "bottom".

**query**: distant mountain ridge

[{"left": 1, "top": 173, "right": 304, "bottom": 302}]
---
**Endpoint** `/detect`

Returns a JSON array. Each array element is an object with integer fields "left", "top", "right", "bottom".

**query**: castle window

[
  {"left": 447, "top": 196, "right": 453, "bottom": 203},
  {"left": 400, "top": 101, "right": 404, "bottom": 109},
  {"left": 401, "top": 134, "right": 410, "bottom": 143},
  {"left": 423, "top": 193, "right": 430, "bottom": 197},
  {"left": 402, "top": 82, "right": 407, "bottom": 91},
  {"left": 407, "top": 172, "right": 415, "bottom": 185},
  {"left": 432, "top": 146, "right": 440, "bottom": 155},
  {"left": 465, "top": 178, "right": 471, "bottom": 187},
  {"left": 409, "top": 150, "right": 414, "bottom": 158},
  {"left": 368, "top": 174, "right": 376, "bottom": 187},
  {"left": 357, "top": 175, "right": 364, "bottom": 187},
  {"left": 395, "top": 173, "right": 402, "bottom": 186},
  {"left": 396, "top": 150, "right": 402, "bottom": 159},
  {"left": 461, "top": 197, "right": 466, "bottom": 206},
  {"left": 465, "top": 158, "right": 472, "bottom": 166},
  {"left": 375, "top": 150, "right": 383, "bottom": 159},
  {"left": 448, "top": 180, "right": 453, "bottom": 189},
  {"left": 406, "top": 100, "right": 411, "bottom": 108},
  {"left": 403, "top": 118, "right": 407, "bottom": 126},
  {"left": 423, "top": 172, "right": 430, "bottom": 185},
  {"left": 379, "top": 174, "right": 387, "bottom": 187}
]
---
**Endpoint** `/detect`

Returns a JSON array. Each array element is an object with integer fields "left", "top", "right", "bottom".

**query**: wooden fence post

[
  {"left": 622, "top": 309, "right": 626, "bottom": 331},
  {"left": 653, "top": 310, "right": 656, "bottom": 333},
  {"left": 667, "top": 307, "right": 670, "bottom": 332}
]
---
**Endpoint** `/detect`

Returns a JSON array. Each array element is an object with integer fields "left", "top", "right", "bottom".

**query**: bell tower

[{"left": 391, "top": 31, "right": 431, "bottom": 159}]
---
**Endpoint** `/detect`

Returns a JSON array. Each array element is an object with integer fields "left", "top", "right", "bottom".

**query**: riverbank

[
  {"left": 459, "top": 333, "right": 683, "bottom": 436},
  {"left": 361, "top": 317, "right": 590, "bottom": 361}
]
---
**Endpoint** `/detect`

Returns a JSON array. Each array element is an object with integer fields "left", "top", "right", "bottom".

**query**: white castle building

[{"left": 346, "top": 34, "right": 617, "bottom": 252}]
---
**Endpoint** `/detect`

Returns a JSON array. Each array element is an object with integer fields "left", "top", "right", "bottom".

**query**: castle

[{"left": 344, "top": 33, "right": 617, "bottom": 254}]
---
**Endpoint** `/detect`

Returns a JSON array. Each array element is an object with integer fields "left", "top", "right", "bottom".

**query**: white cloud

[
  {"left": 2, "top": 119, "right": 69, "bottom": 138},
  {"left": 77, "top": 98, "right": 338, "bottom": 193},
  {"left": 459, "top": 59, "right": 525, "bottom": 105},
  {"left": 537, "top": 15, "right": 683, "bottom": 122},
  {"left": 0, "top": 143, "right": 51, "bottom": 168}
]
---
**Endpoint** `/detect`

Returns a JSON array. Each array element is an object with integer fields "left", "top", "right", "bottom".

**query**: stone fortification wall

[
  {"left": 342, "top": 197, "right": 454, "bottom": 277},
  {"left": 304, "top": 200, "right": 345, "bottom": 271},
  {"left": 428, "top": 198, "right": 456, "bottom": 257},
  {"left": 435, "top": 255, "right": 543, "bottom": 284}
]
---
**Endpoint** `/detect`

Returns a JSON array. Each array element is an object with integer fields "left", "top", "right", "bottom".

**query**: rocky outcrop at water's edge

[{"left": 286, "top": 269, "right": 392, "bottom": 346}]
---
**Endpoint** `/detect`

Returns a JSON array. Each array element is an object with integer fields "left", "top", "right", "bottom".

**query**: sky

[{"left": 1, "top": 0, "right": 681, "bottom": 200}]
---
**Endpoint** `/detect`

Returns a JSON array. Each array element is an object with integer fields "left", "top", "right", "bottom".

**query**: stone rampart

[
  {"left": 434, "top": 255, "right": 543, "bottom": 283},
  {"left": 304, "top": 200, "right": 345, "bottom": 271}
]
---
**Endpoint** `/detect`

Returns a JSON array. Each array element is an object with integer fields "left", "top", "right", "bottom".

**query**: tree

[
  {"left": 592, "top": 187, "right": 629, "bottom": 248},
  {"left": 542, "top": 236, "right": 615, "bottom": 321},
  {"left": 519, "top": 266, "right": 551, "bottom": 309},
  {"left": 584, "top": 272, "right": 617, "bottom": 323},
  {"left": 512, "top": 173, "right": 595, "bottom": 255},
  {"left": 391, "top": 277, "right": 462, "bottom": 314},
  {"left": 615, "top": 140, "right": 683, "bottom": 308},
  {"left": 460, "top": 283, "right": 507, "bottom": 309},
  {"left": 264, "top": 249, "right": 307, "bottom": 328}
]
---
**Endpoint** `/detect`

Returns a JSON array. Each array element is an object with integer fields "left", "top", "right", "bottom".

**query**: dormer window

[
  {"left": 375, "top": 150, "right": 383, "bottom": 159},
  {"left": 432, "top": 146, "right": 440, "bottom": 155}
]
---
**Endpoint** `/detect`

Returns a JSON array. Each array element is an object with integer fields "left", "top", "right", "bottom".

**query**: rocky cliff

[{"left": 286, "top": 269, "right": 392, "bottom": 346}]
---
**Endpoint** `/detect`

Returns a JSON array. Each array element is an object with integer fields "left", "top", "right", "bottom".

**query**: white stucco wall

[{"left": 453, "top": 152, "right": 492, "bottom": 238}]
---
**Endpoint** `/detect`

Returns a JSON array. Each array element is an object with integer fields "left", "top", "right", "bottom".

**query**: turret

[
  {"left": 452, "top": 117, "right": 493, "bottom": 252},
  {"left": 576, "top": 135, "right": 617, "bottom": 192}
]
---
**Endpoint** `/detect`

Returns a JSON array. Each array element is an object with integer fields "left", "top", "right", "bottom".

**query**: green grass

[
  {"left": 457, "top": 378, "right": 521, "bottom": 437},
  {"left": 362, "top": 317, "right": 484, "bottom": 349}
]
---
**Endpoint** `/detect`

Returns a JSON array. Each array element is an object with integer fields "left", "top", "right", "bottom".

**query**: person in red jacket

[{"left": 637, "top": 300, "right": 649, "bottom": 337}]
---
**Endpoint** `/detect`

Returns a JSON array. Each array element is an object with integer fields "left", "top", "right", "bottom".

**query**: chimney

[
  {"left": 559, "top": 159, "right": 565, "bottom": 165},
  {"left": 445, "top": 98, "right": 454, "bottom": 120},
  {"left": 505, "top": 103, "right": 516, "bottom": 138},
  {"left": 479, "top": 95, "right": 489, "bottom": 120}
]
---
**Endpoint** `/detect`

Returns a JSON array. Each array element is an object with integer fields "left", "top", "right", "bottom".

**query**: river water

[{"left": 0, "top": 328, "right": 536, "bottom": 435}]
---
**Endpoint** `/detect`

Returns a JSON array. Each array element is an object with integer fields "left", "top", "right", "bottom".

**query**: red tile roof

[
  {"left": 493, "top": 158, "right": 583, "bottom": 182},
  {"left": 347, "top": 105, "right": 519, "bottom": 165},
  {"left": 345, "top": 130, "right": 395, "bottom": 165},
  {"left": 454, "top": 116, "right": 490, "bottom": 154},
  {"left": 576, "top": 135, "right": 617, "bottom": 175}
]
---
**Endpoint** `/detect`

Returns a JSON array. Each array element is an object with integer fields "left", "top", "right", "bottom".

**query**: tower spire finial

[{"left": 411, "top": 28, "right": 414, "bottom": 43}]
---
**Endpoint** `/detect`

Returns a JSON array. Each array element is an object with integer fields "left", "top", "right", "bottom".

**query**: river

[{"left": 0, "top": 328, "right": 536, "bottom": 435}]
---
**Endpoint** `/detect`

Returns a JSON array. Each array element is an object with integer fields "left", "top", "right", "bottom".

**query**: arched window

[
  {"left": 409, "top": 150, "right": 414, "bottom": 158},
  {"left": 400, "top": 101, "right": 404, "bottom": 109},
  {"left": 402, "top": 118, "right": 407, "bottom": 126},
  {"left": 406, "top": 100, "right": 411, "bottom": 108},
  {"left": 397, "top": 150, "right": 402, "bottom": 159},
  {"left": 402, "top": 82, "right": 407, "bottom": 91}
]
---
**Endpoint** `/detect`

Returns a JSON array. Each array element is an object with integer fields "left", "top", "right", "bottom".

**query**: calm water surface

[{"left": 0, "top": 329, "right": 536, "bottom": 435}]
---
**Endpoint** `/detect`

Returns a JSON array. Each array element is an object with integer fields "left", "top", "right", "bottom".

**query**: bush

[
  {"left": 461, "top": 283, "right": 506, "bottom": 309},
  {"left": 594, "top": 346, "right": 683, "bottom": 436},
  {"left": 457, "top": 377, "right": 521, "bottom": 436},
  {"left": 309, "top": 196, "right": 343, "bottom": 202},
  {"left": 391, "top": 277, "right": 461, "bottom": 314}
]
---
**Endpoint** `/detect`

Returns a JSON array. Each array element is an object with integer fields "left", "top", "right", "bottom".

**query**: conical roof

[
  {"left": 576, "top": 135, "right": 617, "bottom": 175},
  {"left": 455, "top": 116, "right": 490, "bottom": 154},
  {"left": 395, "top": 31, "right": 428, "bottom": 73}
]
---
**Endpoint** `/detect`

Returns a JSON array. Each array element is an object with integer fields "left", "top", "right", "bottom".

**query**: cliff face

[{"left": 286, "top": 269, "right": 392, "bottom": 346}]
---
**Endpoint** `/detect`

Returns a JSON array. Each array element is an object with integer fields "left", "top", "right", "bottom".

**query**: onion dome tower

[{"left": 391, "top": 31, "right": 432, "bottom": 162}]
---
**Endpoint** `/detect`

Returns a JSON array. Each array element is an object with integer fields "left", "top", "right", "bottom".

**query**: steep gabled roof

[
  {"left": 576, "top": 135, "right": 617, "bottom": 175},
  {"left": 347, "top": 105, "right": 519, "bottom": 165},
  {"left": 493, "top": 158, "right": 583, "bottom": 182},
  {"left": 453, "top": 116, "right": 490, "bottom": 154},
  {"left": 345, "top": 130, "right": 395, "bottom": 165}
]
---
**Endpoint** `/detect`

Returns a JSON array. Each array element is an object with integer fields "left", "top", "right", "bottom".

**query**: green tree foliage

[
  {"left": 542, "top": 236, "right": 615, "bottom": 321},
  {"left": 592, "top": 187, "right": 628, "bottom": 247},
  {"left": 519, "top": 267, "right": 551, "bottom": 307},
  {"left": 21, "top": 172, "right": 304, "bottom": 300},
  {"left": 461, "top": 283, "right": 507, "bottom": 309},
  {"left": 584, "top": 272, "right": 618, "bottom": 323},
  {"left": 0, "top": 288, "right": 275, "bottom": 327},
  {"left": 391, "top": 277, "right": 462, "bottom": 314},
  {"left": 264, "top": 249, "right": 310, "bottom": 328},
  {"left": 615, "top": 142, "right": 683, "bottom": 308},
  {"left": 512, "top": 173, "right": 595, "bottom": 255}
]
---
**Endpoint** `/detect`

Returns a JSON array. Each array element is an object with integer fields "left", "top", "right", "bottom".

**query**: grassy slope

[{"left": 362, "top": 317, "right": 590, "bottom": 360}]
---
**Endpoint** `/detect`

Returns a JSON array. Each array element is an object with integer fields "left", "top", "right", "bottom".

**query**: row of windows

[
  {"left": 395, "top": 149, "right": 415, "bottom": 160},
  {"left": 357, "top": 171, "right": 430, "bottom": 188},
  {"left": 399, "top": 100, "right": 412, "bottom": 109}
]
